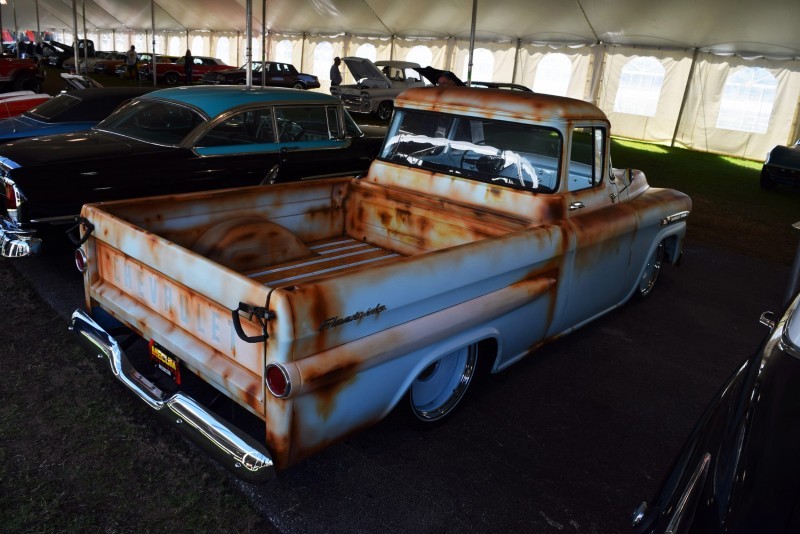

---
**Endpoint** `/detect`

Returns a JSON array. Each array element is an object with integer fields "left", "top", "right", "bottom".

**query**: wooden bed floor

[{"left": 245, "top": 236, "right": 403, "bottom": 287}]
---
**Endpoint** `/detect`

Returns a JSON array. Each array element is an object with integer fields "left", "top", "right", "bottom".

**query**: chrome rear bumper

[
  {"left": 0, "top": 217, "right": 40, "bottom": 257},
  {"left": 69, "top": 309, "right": 275, "bottom": 483}
]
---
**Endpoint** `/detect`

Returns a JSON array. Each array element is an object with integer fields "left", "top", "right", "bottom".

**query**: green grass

[{"left": 611, "top": 138, "right": 799, "bottom": 265}]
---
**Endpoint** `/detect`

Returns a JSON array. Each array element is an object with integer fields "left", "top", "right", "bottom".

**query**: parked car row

[
  {"left": 0, "top": 85, "right": 385, "bottom": 257},
  {"left": 200, "top": 61, "right": 320, "bottom": 90}
]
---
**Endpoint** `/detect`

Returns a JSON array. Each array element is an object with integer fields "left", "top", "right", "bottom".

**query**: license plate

[{"left": 149, "top": 339, "right": 182, "bottom": 385}]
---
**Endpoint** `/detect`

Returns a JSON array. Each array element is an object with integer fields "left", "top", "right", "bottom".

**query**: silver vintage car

[{"left": 330, "top": 58, "right": 427, "bottom": 120}]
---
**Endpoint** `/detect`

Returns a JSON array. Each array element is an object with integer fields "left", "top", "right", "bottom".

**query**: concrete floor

[{"left": 15, "top": 238, "right": 791, "bottom": 533}]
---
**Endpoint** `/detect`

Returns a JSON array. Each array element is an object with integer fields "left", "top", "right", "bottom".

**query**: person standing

[
  {"left": 126, "top": 45, "right": 138, "bottom": 81},
  {"left": 184, "top": 49, "right": 193, "bottom": 84},
  {"left": 329, "top": 56, "right": 342, "bottom": 90}
]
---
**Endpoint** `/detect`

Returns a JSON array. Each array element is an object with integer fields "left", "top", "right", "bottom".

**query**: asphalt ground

[{"left": 13, "top": 236, "right": 792, "bottom": 533}]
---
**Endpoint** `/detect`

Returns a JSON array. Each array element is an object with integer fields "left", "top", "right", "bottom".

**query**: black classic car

[
  {"left": 0, "top": 86, "right": 385, "bottom": 257},
  {"left": 200, "top": 61, "right": 320, "bottom": 89},
  {"left": 0, "top": 87, "right": 154, "bottom": 143},
  {"left": 632, "top": 221, "right": 800, "bottom": 533},
  {"left": 761, "top": 139, "right": 800, "bottom": 189}
]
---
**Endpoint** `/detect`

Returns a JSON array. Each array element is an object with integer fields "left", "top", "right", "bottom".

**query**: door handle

[{"left": 569, "top": 202, "right": 585, "bottom": 211}]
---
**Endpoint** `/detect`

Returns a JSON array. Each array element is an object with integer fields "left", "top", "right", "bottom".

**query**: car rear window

[
  {"left": 97, "top": 99, "right": 206, "bottom": 145},
  {"left": 26, "top": 94, "right": 81, "bottom": 121}
]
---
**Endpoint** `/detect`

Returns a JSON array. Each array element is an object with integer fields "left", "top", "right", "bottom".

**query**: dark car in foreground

[
  {"left": 761, "top": 139, "right": 800, "bottom": 189},
  {"left": 0, "top": 87, "right": 154, "bottom": 143},
  {"left": 200, "top": 61, "right": 320, "bottom": 89},
  {"left": 632, "top": 221, "right": 800, "bottom": 533},
  {"left": 0, "top": 86, "right": 385, "bottom": 257}
]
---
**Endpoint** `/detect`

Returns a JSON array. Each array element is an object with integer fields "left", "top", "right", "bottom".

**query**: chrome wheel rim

[
  {"left": 638, "top": 241, "right": 665, "bottom": 297},
  {"left": 377, "top": 102, "right": 393, "bottom": 120},
  {"left": 410, "top": 345, "right": 477, "bottom": 422}
]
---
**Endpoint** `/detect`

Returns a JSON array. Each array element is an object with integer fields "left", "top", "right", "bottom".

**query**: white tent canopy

[
  {"left": 13, "top": 0, "right": 800, "bottom": 58},
  {"left": 6, "top": 0, "right": 800, "bottom": 159}
]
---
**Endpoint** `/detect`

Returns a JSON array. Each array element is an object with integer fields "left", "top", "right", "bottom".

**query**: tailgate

[{"left": 84, "top": 214, "right": 271, "bottom": 417}]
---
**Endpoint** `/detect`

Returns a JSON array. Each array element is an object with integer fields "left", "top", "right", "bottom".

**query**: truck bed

[{"left": 245, "top": 236, "right": 403, "bottom": 287}]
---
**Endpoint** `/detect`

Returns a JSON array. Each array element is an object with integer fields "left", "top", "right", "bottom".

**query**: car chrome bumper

[
  {"left": 0, "top": 217, "right": 41, "bottom": 257},
  {"left": 69, "top": 309, "right": 276, "bottom": 483}
]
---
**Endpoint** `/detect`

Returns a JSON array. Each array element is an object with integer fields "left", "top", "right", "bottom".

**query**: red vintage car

[
  {"left": 0, "top": 91, "right": 50, "bottom": 119},
  {"left": 144, "top": 56, "right": 230, "bottom": 85}
]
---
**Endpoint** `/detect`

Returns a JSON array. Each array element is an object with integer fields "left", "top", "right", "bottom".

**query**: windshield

[
  {"left": 26, "top": 94, "right": 80, "bottom": 121},
  {"left": 380, "top": 110, "right": 561, "bottom": 193},
  {"left": 96, "top": 99, "right": 206, "bottom": 145}
]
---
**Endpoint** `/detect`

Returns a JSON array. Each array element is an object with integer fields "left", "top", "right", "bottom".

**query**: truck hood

[
  {"left": 342, "top": 57, "right": 391, "bottom": 87},
  {"left": 0, "top": 130, "right": 135, "bottom": 167}
]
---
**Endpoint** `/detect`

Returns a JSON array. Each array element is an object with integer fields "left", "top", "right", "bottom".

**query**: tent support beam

[
  {"left": 245, "top": 0, "right": 251, "bottom": 86},
  {"left": 151, "top": 0, "right": 157, "bottom": 86},
  {"left": 466, "top": 0, "right": 477, "bottom": 84},
  {"left": 511, "top": 38, "right": 520, "bottom": 84},
  {"left": 671, "top": 48, "right": 699, "bottom": 147}
]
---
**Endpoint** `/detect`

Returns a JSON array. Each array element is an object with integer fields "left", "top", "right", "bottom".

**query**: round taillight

[
  {"left": 74, "top": 248, "right": 88, "bottom": 273},
  {"left": 266, "top": 364, "right": 291, "bottom": 398}
]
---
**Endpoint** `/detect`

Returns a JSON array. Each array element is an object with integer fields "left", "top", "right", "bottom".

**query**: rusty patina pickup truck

[{"left": 70, "top": 87, "right": 691, "bottom": 482}]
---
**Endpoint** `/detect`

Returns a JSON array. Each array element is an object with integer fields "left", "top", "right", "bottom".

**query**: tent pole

[
  {"left": 299, "top": 32, "right": 305, "bottom": 71},
  {"left": 466, "top": 0, "right": 477, "bottom": 85},
  {"left": 588, "top": 43, "right": 605, "bottom": 104},
  {"left": 81, "top": 0, "right": 87, "bottom": 70},
  {"left": 71, "top": 0, "right": 78, "bottom": 69},
  {"left": 261, "top": 0, "right": 266, "bottom": 88},
  {"left": 671, "top": 48, "right": 699, "bottom": 147},
  {"left": 35, "top": 0, "right": 40, "bottom": 48},
  {"left": 12, "top": 0, "right": 17, "bottom": 58},
  {"left": 151, "top": 0, "right": 156, "bottom": 86},
  {"left": 245, "top": 0, "right": 252, "bottom": 87},
  {"left": 511, "top": 37, "right": 520, "bottom": 84}
]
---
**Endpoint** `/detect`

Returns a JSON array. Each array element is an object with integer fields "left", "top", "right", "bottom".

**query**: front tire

[
  {"left": 164, "top": 72, "right": 180, "bottom": 85},
  {"left": 292, "top": 82, "right": 306, "bottom": 90},
  {"left": 760, "top": 167, "right": 777, "bottom": 189},
  {"left": 408, "top": 344, "right": 478, "bottom": 423},
  {"left": 637, "top": 241, "right": 665, "bottom": 299},
  {"left": 14, "top": 74, "right": 41, "bottom": 93},
  {"left": 376, "top": 100, "right": 393, "bottom": 121}
]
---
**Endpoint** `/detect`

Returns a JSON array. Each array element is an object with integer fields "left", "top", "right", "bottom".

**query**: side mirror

[{"left": 610, "top": 167, "right": 632, "bottom": 184}]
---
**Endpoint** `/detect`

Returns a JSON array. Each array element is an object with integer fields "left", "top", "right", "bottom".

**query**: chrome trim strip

[
  {"left": 665, "top": 452, "right": 711, "bottom": 534},
  {"left": 660, "top": 210, "right": 690, "bottom": 227},
  {"left": 69, "top": 309, "right": 275, "bottom": 483}
]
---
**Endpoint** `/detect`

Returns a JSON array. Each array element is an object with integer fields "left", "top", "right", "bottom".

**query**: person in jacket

[
  {"left": 330, "top": 56, "right": 342, "bottom": 89},
  {"left": 184, "top": 50, "right": 193, "bottom": 84}
]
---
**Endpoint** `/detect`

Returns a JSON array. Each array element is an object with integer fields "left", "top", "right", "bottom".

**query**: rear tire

[{"left": 407, "top": 344, "right": 478, "bottom": 424}]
